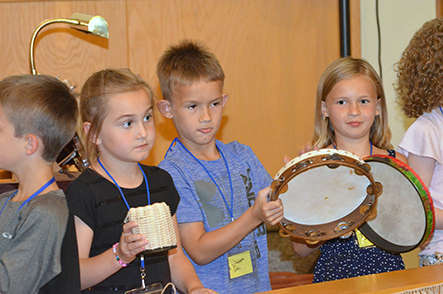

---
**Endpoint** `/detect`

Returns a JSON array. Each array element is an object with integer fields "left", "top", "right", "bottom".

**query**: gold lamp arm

[
  {"left": 27, "top": 13, "right": 108, "bottom": 173},
  {"left": 29, "top": 13, "right": 109, "bottom": 75}
]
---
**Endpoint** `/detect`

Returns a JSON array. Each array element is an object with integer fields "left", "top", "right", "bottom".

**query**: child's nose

[
  {"left": 199, "top": 107, "right": 211, "bottom": 123},
  {"left": 137, "top": 123, "right": 148, "bottom": 138},
  {"left": 348, "top": 103, "right": 360, "bottom": 116}
]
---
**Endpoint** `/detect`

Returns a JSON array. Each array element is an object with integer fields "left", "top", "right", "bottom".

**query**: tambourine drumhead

[
  {"left": 271, "top": 149, "right": 379, "bottom": 242},
  {"left": 281, "top": 165, "right": 369, "bottom": 225},
  {"left": 360, "top": 155, "right": 434, "bottom": 253}
]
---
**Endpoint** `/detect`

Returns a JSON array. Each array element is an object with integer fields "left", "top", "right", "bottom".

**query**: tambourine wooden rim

[
  {"left": 271, "top": 149, "right": 382, "bottom": 242},
  {"left": 360, "top": 155, "right": 435, "bottom": 253}
]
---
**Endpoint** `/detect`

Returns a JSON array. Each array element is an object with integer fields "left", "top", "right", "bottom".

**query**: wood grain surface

[{"left": 0, "top": 0, "right": 360, "bottom": 175}]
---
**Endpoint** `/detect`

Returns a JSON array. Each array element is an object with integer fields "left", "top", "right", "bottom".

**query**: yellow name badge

[
  {"left": 228, "top": 250, "right": 253, "bottom": 279},
  {"left": 355, "top": 229, "right": 374, "bottom": 248}
]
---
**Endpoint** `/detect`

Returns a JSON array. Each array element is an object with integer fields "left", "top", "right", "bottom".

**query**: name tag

[
  {"left": 355, "top": 229, "right": 374, "bottom": 248},
  {"left": 228, "top": 250, "right": 253, "bottom": 279}
]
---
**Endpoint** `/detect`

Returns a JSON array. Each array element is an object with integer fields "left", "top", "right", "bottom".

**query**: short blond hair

[
  {"left": 157, "top": 39, "right": 225, "bottom": 102},
  {"left": 313, "top": 57, "right": 392, "bottom": 149}
]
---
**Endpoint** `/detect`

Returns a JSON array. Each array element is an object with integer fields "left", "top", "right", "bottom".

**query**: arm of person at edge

[
  {"left": 291, "top": 238, "right": 324, "bottom": 258},
  {"left": 74, "top": 216, "right": 148, "bottom": 290},
  {"left": 168, "top": 214, "right": 218, "bottom": 293},
  {"left": 178, "top": 186, "right": 284, "bottom": 265},
  {"left": 408, "top": 153, "right": 443, "bottom": 230},
  {"left": 395, "top": 152, "right": 408, "bottom": 165}
]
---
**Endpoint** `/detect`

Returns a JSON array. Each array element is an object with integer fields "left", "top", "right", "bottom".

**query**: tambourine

[
  {"left": 270, "top": 149, "right": 382, "bottom": 243},
  {"left": 359, "top": 155, "right": 434, "bottom": 253}
]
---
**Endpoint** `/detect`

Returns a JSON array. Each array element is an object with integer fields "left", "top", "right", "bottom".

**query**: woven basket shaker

[{"left": 124, "top": 202, "right": 177, "bottom": 251}]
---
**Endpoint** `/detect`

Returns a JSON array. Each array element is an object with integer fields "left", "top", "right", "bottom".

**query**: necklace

[{"left": 97, "top": 157, "right": 150, "bottom": 209}]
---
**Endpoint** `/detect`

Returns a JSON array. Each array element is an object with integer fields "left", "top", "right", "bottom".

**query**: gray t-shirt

[{"left": 0, "top": 189, "right": 68, "bottom": 294}]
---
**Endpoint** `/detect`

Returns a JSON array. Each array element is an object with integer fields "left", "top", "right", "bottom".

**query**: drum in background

[
  {"left": 57, "top": 135, "right": 89, "bottom": 174},
  {"left": 360, "top": 155, "right": 434, "bottom": 253},
  {"left": 270, "top": 149, "right": 382, "bottom": 243}
]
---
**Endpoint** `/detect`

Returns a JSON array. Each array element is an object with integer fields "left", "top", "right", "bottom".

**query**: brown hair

[
  {"left": 0, "top": 74, "right": 78, "bottom": 162},
  {"left": 313, "top": 57, "right": 392, "bottom": 149},
  {"left": 80, "top": 68, "right": 154, "bottom": 164},
  {"left": 395, "top": 17, "right": 443, "bottom": 118},
  {"left": 156, "top": 39, "right": 225, "bottom": 102}
]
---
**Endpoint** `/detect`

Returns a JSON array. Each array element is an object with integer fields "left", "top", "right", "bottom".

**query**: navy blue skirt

[{"left": 313, "top": 233, "right": 405, "bottom": 283}]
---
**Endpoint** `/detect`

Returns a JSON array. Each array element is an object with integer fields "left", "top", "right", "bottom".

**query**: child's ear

[
  {"left": 157, "top": 100, "right": 173, "bottom": 119},
  {"left": 222, "top": 94, "right": 229, "bottom": 107},
  {"left": 24, "top": 134, "right": 39, "bottom": 156},
  {"left": 83, "top": 122, "right": 101, "bottom": 146},
  {"left": 375, "top": 98, "right": 381, "bottom": 116},
  {"left": 321, "top": 101, "right": 329, "bottom": 118}
]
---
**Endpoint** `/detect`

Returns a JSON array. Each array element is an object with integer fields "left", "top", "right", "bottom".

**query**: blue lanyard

[
  {"left": 439, "top": 106, "right": 443, "bottom": 116},
  {"left": 333, "top": 141, "right": 373, "bottom": 156},
  {"left": 0, "top": 177, "right": 56, "bottom": 217},
  {"left": 166, "top": 138, "right": 235, "bottom": 222},
  {"left": 97, "top": 157, "right": 150, "bottom": 209}
]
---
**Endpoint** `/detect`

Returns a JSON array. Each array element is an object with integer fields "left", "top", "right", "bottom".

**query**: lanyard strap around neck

[
  {"left": 97, "top": 157, "right": 150, "bottom": 210},
  {"left": 166, "top": 138, "right": 235, "bottom": 222},
  {"left": 0, "top": 177, "right": 56, "bottom": 217},
  {"left": 439, "top": 106, "right": 443, "bottom": 116}
]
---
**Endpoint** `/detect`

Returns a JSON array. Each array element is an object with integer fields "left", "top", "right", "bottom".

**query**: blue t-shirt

[{"left": 159, "top": 140, "right": 272, "bottom": 293}]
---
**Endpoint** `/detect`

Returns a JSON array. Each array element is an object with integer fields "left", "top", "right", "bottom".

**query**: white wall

[
  {"left": 360, "top": 0, "right": 436, "bottom": 147},
  {"left": 360, "top": 0, "right": 436, "bottom": 269}
]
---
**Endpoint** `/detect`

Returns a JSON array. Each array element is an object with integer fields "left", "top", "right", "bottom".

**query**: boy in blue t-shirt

[{"left": 157, "top": 40, "right": 284, "bottom": 293}]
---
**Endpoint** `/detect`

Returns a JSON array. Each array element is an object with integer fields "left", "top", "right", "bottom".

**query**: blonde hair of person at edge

[
  {"left": 291, "top": 57, "right": 407, "bottom": 283},
  {"left": 396, "top": 17, "right": 443, "bottom": 267},
  {"left": 65, "top": 68, "right": 217, "bottom": 294}
]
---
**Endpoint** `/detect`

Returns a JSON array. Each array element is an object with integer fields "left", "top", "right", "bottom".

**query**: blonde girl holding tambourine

[{"left": 291, "top": 57, "right": 407, "bottom": 283}]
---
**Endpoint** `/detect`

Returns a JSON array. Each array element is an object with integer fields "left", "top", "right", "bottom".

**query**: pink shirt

[{"left": 398, "top": 107, "right": 443, "bottom": 256}]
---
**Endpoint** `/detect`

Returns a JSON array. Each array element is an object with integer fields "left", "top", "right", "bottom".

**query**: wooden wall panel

[
  {"left": 0, "top": 0, "right": 360, "bottom": 176},
  {"left": 127, "top": 0, "right": 346, "bottom": 175},
  {"left": 351, "top": 0, "right": 361, "bottom": 57},
  {"left": 438, "top": 0, "right": 443, "bottom": 17},
  {"left": 0, "top": 0, "right": 127, "bottom": 90}
]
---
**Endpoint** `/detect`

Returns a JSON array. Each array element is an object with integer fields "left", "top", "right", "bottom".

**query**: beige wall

[
  {"left": 360, "top": 0, "right": 436, "bottom": 269},
  {"left": 0, "top": 0, "right": 360, "bottom": 176},
  {"left": 360, "top": 0, "right": 436, "bottom": 147}
]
